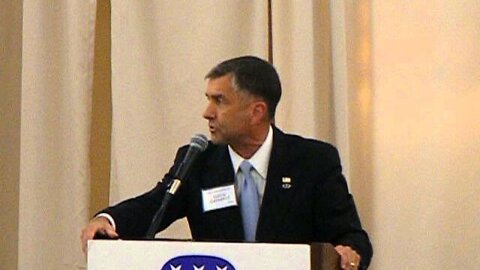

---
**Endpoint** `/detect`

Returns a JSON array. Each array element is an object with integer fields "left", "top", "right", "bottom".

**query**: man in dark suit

[{"left": 81, "top": 56, "right": 372, "bottom": 269}]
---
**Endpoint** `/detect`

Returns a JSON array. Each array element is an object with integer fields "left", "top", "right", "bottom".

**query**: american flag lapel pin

[{"left": 282, "top": 177, "right": 292, "bottom": 189}]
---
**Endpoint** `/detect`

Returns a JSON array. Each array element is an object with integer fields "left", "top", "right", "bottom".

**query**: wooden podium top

[{"left": 311, "top": 243, "right": 341, "bottom": 270}]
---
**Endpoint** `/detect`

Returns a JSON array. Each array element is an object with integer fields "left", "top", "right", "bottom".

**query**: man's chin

[{"left": 209, "top": 135, "right": 227, "bottom": 146}]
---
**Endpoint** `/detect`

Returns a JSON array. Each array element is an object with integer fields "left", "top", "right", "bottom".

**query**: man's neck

[{"left": 231, "top": 124, "right": 270, "bottom": 159}]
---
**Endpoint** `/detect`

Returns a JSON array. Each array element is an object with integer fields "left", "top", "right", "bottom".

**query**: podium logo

[{"left": 161, "top": 255, "right": 236, "bottom": 270}]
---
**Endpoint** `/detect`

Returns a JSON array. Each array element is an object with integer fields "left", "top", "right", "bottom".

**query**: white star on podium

[
  {"left": 216, "top": 266, "right": 228, "bottom": 270},
  {"left": 193, "top": 265, "right": 205, "bottom": 270},
  {"left": 169, "top": 265, "right": 181, "bottom": 270}
]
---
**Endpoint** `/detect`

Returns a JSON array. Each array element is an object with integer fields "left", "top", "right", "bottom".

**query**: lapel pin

[{"left": 282, "top": 177, "right": 292, "bottom": 189}]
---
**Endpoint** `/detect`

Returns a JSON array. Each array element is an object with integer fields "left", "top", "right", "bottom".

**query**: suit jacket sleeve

[
  {"left": 98, "top": 145, "right": 190, "bottom": 238},
  {"left": 313, "top": 144, "right": 373, "bottom": 269}
]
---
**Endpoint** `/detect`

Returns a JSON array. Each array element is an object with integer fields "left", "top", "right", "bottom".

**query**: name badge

[{"left": 202, "top": 185, "right": 238, "bottom": 212}]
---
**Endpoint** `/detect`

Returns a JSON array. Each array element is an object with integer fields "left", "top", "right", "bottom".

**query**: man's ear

[{"left": 251, "top": 101, "right": 269, "bottom": 124}]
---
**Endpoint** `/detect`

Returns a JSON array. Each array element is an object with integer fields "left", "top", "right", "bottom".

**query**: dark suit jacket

[{"left": 102, "top": 126, "right": 372, "bottom": 268}]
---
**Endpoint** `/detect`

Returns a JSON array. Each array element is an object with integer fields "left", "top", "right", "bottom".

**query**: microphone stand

[{"left": 145, "top": 179, "right": 182, "bottom": 239}]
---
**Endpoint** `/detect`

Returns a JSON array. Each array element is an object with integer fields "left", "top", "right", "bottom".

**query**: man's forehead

[{"left": 205, "top": 76, "right": 235, "bottom": 95}]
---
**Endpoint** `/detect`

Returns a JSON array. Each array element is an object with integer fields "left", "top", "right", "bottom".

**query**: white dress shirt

[{"left": 228, "top": 125, "right": 273, "bottom": 204}]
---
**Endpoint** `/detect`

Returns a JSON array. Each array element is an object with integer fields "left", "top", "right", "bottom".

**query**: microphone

[
  {"left": 174, "top": 134, "right": 209, "bottom": 181},
  {"left": 145, "top": 134, "right": 208, "bottom": 238},
  {"left": 167, "top": 134, "right": 208, "bottom": 195}
]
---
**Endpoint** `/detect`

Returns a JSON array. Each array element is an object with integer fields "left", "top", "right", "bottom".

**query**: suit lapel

[
  {"left": 256, "top": 127, "right": 298, "bottom": 241},
  {"left": 202, "top": 145, "right": 244, "bottom": 240},
  {"left": 203, "top": 146, "right": 234, "bottom": 188}
]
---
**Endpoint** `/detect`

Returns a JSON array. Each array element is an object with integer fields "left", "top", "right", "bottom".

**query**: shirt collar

[{"left": 228, "top": 125, "right": 273, "bottom": 179}]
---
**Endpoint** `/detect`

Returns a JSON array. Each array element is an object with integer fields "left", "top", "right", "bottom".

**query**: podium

[{"left": 88, "top": 239, "right": 340, "bottom": 270}]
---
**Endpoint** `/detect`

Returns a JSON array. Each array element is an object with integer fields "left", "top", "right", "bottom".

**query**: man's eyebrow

[{"left": 205, "top": 93, "right": 224, "bottom": 99}]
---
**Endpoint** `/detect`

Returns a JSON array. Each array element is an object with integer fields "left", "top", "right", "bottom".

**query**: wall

[{"left": 366, "top": 1, "right": 480, "bottom": 268}]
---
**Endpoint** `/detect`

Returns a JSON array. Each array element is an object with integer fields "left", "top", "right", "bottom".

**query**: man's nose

[{"left": 203, "top": 103, "right": 215, "bottom": 119}]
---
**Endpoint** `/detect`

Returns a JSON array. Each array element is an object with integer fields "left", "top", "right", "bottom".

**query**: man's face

[{"left": 203, "top": 74, "right": 253, "bottom": 146}]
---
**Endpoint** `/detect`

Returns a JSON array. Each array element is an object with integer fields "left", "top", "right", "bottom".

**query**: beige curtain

[
  {"left": 17, "top": 0, "right": 96, "bottom": 269},
  {"left": 365, "top": 1, "right": 480, "bottom": 269},
  {"left": 334, "top": 1, "right": 480, "bottom": 269},
  {"left": 272, "top": 0, "right": 334, "bottom": 143}
]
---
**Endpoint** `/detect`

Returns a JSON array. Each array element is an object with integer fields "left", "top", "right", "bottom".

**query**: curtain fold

[
  {"left": 0, "top": 1, "right": 23, "bottom": 269},
  {"left": 272, "top": 0, "right": 334, "bottom": 143},
  {"left": 18, "top": 1, "right": 97, "bottom": 269}
]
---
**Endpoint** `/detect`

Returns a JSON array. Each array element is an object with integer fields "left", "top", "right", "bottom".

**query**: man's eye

[
  {"left": 213, "top": 96, "right": 223, "bottom": 104},
  {"left": 205, "top": 95, "right": 224, "bottom": 104}
]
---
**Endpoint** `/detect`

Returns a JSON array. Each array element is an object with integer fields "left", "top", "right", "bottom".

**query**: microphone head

[{"left": 190, "top": 134, "right": 208, "bottom": 152}]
